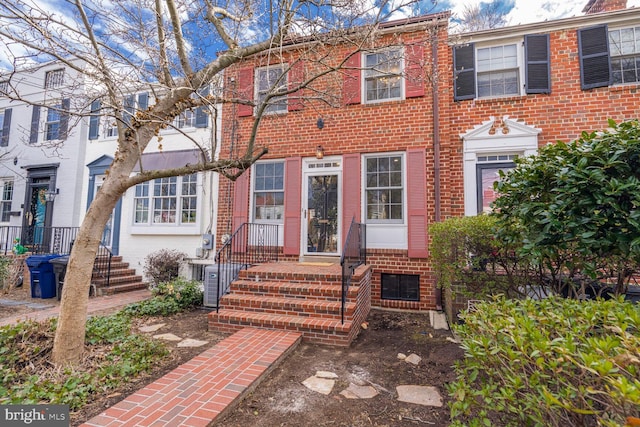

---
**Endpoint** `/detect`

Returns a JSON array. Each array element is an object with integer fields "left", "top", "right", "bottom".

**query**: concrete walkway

[{"left": 0, "top": 290, "right": 302, "bottom": 426}]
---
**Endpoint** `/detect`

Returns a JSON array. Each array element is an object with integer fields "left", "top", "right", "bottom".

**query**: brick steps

[
  {"left": 209, "top": 262, "right": 372, "bottom": 346},
  {"left": 91, "top": 256, "right": 147, "bottom": 296}
]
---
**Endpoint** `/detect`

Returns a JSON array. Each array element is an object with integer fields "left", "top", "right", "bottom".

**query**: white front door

[{"left": 302, "top": 158, "right": 341, "bottom": 256}]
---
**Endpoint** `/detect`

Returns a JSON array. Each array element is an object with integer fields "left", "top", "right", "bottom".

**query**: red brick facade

[{"left": 217, "top": 4, "right": 640, "bottom": 312}]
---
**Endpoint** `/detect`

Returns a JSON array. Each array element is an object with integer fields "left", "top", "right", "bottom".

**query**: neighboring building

[
  {"left": 0, "top": 61, "right": 89, "bottom": 254},
  {"left": 80, "top": 89, "right": 221, "bottom": 279},
  {"left": 215, "top": 0, "right": 640, "bottom": 313}
]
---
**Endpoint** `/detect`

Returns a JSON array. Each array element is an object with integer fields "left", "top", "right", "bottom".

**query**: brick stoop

[
  {"left": 208, "top": 262, "right": 372, "bottom": 346},
  {"left": 92, "top": 255, "right": 148, "bottom": 296}
]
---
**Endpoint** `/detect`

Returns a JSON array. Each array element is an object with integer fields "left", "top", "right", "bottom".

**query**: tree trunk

[{"left": 51, "top": 180, "right": 121, "bottom": 366}]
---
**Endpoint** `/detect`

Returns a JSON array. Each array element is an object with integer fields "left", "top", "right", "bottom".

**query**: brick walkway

[{"left": 80, "top": 328, "right": 302, "bottom": 427}]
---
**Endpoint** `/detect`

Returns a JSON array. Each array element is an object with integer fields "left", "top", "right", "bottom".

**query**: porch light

[
  {"left": 315, "top": 145, "right": 324, "bottom": 160},
  {"left": 44, "top": 188, "right": 59, "bottom": 202}
]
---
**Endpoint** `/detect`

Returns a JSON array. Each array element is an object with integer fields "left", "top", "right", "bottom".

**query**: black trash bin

[
  {"left": 25, "top": 254, "right": 62, "bottom": 299},
  {"left": 49, "top": 255, "right": 69, "bottom": 301}
]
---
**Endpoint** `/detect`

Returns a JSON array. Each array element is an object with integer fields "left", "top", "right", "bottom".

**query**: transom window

[
  {"left": 45, "top": 105, "right": 62, "bottom": 141},
  {"left": 364, "top": 48, "right": 403, "bottom": 102},
  {"left": 365, "top": 155, "right": 403, "bottom": 223},
  {"left": 256, "top": 66, "right": 287, "bottom": 114},
  {"left": 253, "top": 161, "right": 284, "bottom": 222},
  {"left": 133, "top": 174, "right": 198, "bottom": 225},
  {"left": 1, "top": 180, "right": 13, "bottom": 222},
  {"left": 44, "top": 69, "right": 64, "bottom": 89},
  {"left": 477, "top": 44, "right": 519, "bottom": 97},
  {"left": 609, "top": 26, "right": 640, "bottom": 84}
]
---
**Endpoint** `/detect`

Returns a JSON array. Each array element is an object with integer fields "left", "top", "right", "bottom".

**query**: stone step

[
  {"left": 230, "top": 279, "right": 359, "bottom": 301},
  {"left": 208, "top": 309, "right": 357, "bottom": 346},
  {"left": 95, "top": 267, "right": 136, "bottom": 278},
  {"left": 92, "top": 274, "right": 143, "bottom": 286},
  {"left": 98, "top": 281, "right": 148, "bottom": 296},
  {"left": 220, "top": 294, "right": 357, "bottom": 320}
]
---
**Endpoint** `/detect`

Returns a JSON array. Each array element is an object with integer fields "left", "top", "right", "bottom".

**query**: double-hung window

[
  {"left": 256, "top": 66, "right": 287, "bottom": 114},
  {"left": 45, "top": 104, "right": 62, "bottom": 141},
  {"left": 175, "top": 110, "right": 195, "bottom": 128},
  {"left": 609, "top": 26, "right": 640, "bottom": 84},
  {"left": 364, "top": 48, "right": 403, "bottom": 102},
  {"left": 477, "top": 44, "right": 519, "bottom": 97},
  {"left": 133, "top": 174, "right": 198, "bottom": 226},
  {"left": 365, "top": 154, "right": 403, "bottom": 223},
  {"left": 253, "top": 161, "right": 284, "bottom": 222},
  {"left": 0, "top": 180, "right": 12, "bottom": 222}
]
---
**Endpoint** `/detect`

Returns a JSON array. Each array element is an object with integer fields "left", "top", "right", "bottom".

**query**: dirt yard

[{"left": 1, "top": 285, "right": 463, "bottom": 426}]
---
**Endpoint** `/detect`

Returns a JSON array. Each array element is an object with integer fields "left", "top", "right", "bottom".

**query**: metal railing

[
  {"left": 0, "top": 226, "right": 79, "bottom": 255},
  {"left": 93, "top": 242, "right": 113, "bottom": 287},
  {"left": 340, "top": 218, "right": 366, "bottom": 324},
  {"left": 213, "top": 223, "right": 280, "bottom": 311}
]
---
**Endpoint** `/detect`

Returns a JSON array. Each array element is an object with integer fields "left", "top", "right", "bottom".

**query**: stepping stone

[
  {"left": 153, "top": 333, "right": 182, "bottom": 341},
  {"left": 302, "top": 376, "right": 335, "bottom": 395},
  {"left": 405, "top": 353, "right": 422, "bottom": 365},
  {"left": 397, "top": 353, "right": 407, "bottom": 360},
  {"left": 0, "top": 299, "right": 26, "bottom": 306},
  {"left": 396, "top": 385, "right": 443, "bottom": 407},
  {"left": 316, "top": 371, "right": 339, "bottom": 379},
  {"left": 139, "top": 323, "right": 166, "bottom": 333},
  {"left": 24, "top": 303, "right": 53, "bottom": 309},
  {"left": 177, "top": 338, "right": 209, "bottom": 348},
  {"left": 430, "top": 311, "right": 449, "bottom": 330},
  {"left": 340, "top": 383, "right": 379, "bottom": 399}
]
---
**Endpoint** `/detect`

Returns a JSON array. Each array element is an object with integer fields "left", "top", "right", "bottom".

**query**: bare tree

[
  {"left": 0, "top": 0, "right": 429, "bottom": 365},
  {"left": 456, "top": 1, "right": 508, "bottom": 32}
]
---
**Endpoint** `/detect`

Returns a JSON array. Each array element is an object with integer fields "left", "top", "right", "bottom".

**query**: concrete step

[{"left": 98, "top": 281, "right": 148, "bottom": 296}]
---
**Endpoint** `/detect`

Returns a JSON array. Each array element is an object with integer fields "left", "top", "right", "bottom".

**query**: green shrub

[
  {"left": 143, "top": 249, "right": 187, "bottom": 287},
  {"left": 122, "top": 278, "right": 203, "bottom": 317},
  {"left": 448, "top": 296, "right": 640, "bottom": 427}
]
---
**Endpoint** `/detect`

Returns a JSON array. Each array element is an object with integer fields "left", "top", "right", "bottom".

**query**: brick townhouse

[{"left": 215, "top": 0, "right": 640, "bottom": 315}]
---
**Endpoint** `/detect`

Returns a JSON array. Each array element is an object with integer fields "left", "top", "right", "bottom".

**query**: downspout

[{"left": 432, "top": 25, "right": 443, "bottom": 311}]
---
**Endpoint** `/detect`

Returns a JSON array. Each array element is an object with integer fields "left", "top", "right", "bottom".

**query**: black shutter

[
  {"left": 453, "top": 43, "right": 476, "bottom": 101},
  {"left": 29, "top": 105, "right": 40, "bottom": 144},
  {"left": 88, "top": 99, "right": 101, "bottom": 140},
  {"left": 59, "top": 98, "right": 70, "bottom": 140},
  {"left": 195, "top": 85, "right": 209, "bottom": 128},
  {"left": 0, "top": 108, "right": 11, "bottom": 147},
  {"left": 525, "top": 34, "right": 551, "bottom": 94},
  {"left": 578, "top": 25, "right": 611, "bottom": 90}
]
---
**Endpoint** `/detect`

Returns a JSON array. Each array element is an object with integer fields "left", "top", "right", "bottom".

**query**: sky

[{"left": 443, "top": 0, "right": 640, "bottom": 26}]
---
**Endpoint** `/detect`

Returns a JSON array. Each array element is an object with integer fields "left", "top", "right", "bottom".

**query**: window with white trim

[
  {"left": 609, "top": 26, "right": 640, "bottom": 84},
  {"left": 45, "top": 104, "right": 62, "bottom": 141},
  {"left": 477, "top": 44, "right": 519, "bottom": 97},
  {"left": 44, "top": 69, "right": 64, "bottom": 89},
  {"left": 174, "top": 110, "right": 195, "bottom": 128},
  {"left": 256, "top": 65, "right": 287, "bottom": 114},
  {"left": 0, "top": 180, "right": 12, "bottom": 222},
  {"left": 252, "top": 161, "right": 284, "bottom": 222},
  {"left": 364, "top": 48, "right": 403, "bottom": 102},
  {"left": 365, "top": 154, "right": 403, "bottom": 223},
  {"left": 133, "top": 174, "right": 198, "bottom": 225}
]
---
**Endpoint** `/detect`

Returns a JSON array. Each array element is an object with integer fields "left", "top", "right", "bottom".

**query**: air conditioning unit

[{"left": 203, "top": 263, "right": 242, "bottom": 307}]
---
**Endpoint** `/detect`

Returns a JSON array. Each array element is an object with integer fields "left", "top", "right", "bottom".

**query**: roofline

[{"left": 449, "top": 6, "right": 640, "bottom": 43}]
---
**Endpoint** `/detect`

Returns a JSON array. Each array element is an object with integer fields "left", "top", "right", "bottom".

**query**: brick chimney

[{"left": 583, "top": 0, "right": 628, "bottom": 14}]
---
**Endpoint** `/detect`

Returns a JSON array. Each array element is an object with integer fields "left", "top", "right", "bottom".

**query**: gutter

[{"left": 432, "top": 29, "right": 443, "bottom": 311}]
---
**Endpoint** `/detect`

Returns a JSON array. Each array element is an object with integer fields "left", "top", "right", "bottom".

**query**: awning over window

[{"left": 133, "top": 149, "right": 205, "bottom": 172}]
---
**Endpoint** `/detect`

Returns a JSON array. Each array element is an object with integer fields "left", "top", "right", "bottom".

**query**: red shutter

[
  {"left": 237, "top": 68, "right": 254, "bottom": 117},
  {"left": 407, "top": 148, "right": 428, "bottom": 258},
  {"left": 342, "top": 153, "right": 361, "bottom": 247},
  {"left": 405, "top": 44, "right": 425, "bottom": 98},
  {"left": 342, "top": 53, "right": 361, "bottom": 105},
  {"left": 283, "top": 157, "right": 302, "bottom": 255},
  {"left": 232, "top": 172, "right": 250, "bottom": 233},
  {"left": 288, "top": 61, "right": 304, "bottom": 112}
]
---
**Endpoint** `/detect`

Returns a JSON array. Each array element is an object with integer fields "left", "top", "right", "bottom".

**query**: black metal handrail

[
  {"left": 213, "top": 223, "right": 280, "bottom": 311},
  {"left": 340, "top": 217, "right": 366, "bottom": 324},
  {"left": 0, "top": 226, "right": 79, "bottom": 255},
  {"left": 93, "top": 242, "right": 113, "bottom": 287}
]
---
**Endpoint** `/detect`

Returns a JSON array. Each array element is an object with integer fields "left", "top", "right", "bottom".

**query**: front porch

[{"left": 208, "top": 261, "right": 372, "bottom": 346}]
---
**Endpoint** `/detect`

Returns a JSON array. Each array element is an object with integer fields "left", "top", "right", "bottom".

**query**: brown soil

[{"left": 1, "top": 285, "right": 463, "bottom": 427}]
